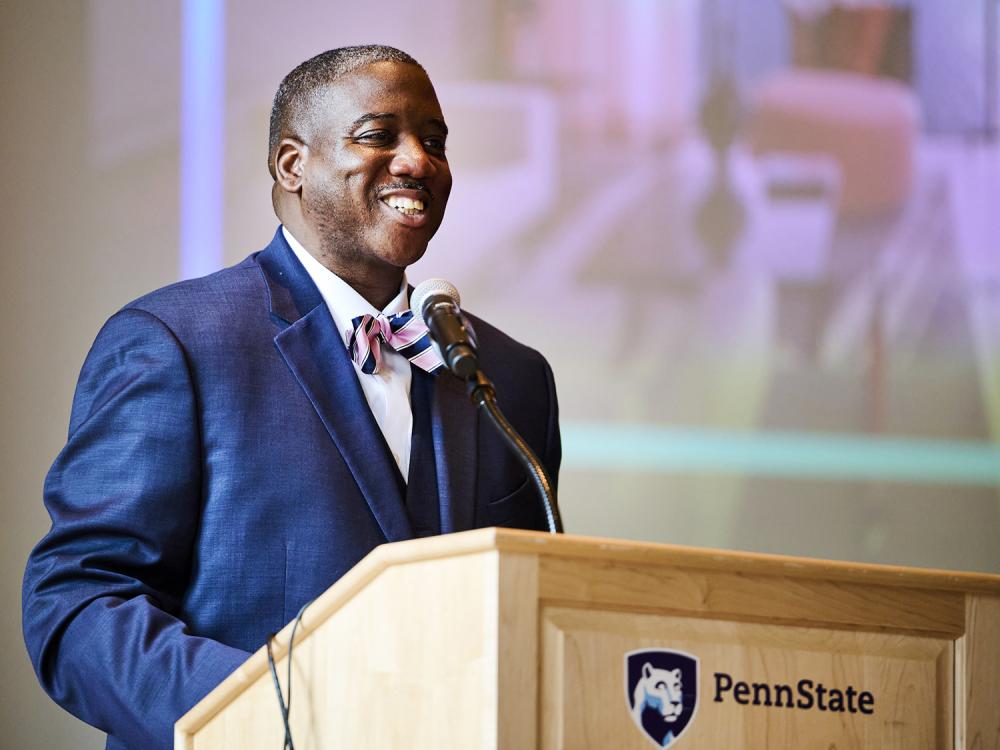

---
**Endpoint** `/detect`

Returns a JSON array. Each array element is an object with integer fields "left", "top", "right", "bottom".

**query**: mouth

[{"left": 378, "top": 187, "right": 432, "bottom": 228}]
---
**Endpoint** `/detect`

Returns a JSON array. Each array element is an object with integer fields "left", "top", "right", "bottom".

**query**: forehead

[{"left": 308, "top": 61, "right": 444, "bottom": 131}]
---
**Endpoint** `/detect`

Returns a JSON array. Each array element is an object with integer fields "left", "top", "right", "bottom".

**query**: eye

[
  {"left": 423, "top": 136, "right": 447, "bottom": 154},
  {"left": 354, "top": 129, "right": 393, "bottom": 145}
]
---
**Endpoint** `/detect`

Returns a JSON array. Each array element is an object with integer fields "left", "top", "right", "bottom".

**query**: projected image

[{"left": 90, "top": 0, "right": 1000, "bottom": 569}]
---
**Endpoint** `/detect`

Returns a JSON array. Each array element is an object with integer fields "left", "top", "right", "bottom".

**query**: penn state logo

[{"left": 625, "top": 649, "right": 699, "bottom": 747}]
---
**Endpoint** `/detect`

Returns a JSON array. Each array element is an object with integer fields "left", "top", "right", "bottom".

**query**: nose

[{"left": 388, "top": 135, "right": 433, "bottom": 179}]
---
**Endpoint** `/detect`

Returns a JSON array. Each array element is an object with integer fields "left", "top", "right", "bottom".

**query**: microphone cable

[{"left": 265, "top": 597, "right": 314, "bottom": 750}]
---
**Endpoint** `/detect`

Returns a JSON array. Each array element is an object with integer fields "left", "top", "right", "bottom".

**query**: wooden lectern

[{"left": 175, "top": 528, "right": 1000, "bottom": 748}]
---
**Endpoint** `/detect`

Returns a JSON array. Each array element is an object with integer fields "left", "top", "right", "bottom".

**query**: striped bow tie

[{"left": 348, "top": 311, "right": 444, "bottom": 374}]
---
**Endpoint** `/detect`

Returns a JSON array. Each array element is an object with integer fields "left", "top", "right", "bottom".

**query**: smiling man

[
  {"left": 22, "top": 45, "right": 560, "bottom": 750},
  {"left": 270, "top": 49, "right": 452, "bottom": 308}
]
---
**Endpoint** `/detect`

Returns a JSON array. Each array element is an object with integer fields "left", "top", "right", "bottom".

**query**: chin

[
  {"left": 392, "top": 247, "right": 430, "bottom": 269},
  {"left": 377, "top": 235, "right": 432, "bottom": 268}
]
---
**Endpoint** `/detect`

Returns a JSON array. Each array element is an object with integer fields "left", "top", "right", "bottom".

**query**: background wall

[{"left": 3, "top": 1, "right": 999, "bottom": 746}]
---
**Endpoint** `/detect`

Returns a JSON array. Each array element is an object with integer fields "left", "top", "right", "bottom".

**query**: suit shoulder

[
  {"left": 464, "top": 311, "right": 551, "bottom": 371},
  {"left": 121, "top": 254, "right": 264, "bottom": 325}
]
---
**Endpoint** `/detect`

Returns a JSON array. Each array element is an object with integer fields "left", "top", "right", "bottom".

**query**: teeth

[{"left": 383, "top": 195, "right": 425, "bottom": 213}]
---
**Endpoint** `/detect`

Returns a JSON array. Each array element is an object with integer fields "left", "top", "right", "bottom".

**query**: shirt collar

[{"left": 282, "top": 225, "right": 409, "bottom": 344}]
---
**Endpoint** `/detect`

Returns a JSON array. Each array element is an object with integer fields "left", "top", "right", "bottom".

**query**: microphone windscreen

[{"left": 411, "top": 278, "right": 461, "bottom": 324}]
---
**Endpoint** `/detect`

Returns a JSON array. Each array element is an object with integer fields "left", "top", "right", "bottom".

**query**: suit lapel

[
  {"left": 400, "top": 282, "right": 480, "bottom": 533},
  {"left": 431, "top": 370, "right": 478, "bottom": 533},
  {"left": 258, "top": 229, "right": 413, "bottom": 542}
]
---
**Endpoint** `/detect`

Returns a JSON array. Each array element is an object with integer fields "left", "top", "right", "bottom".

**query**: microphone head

[{"left": 411, "top": 278, "right": 461, "bottom": 324}]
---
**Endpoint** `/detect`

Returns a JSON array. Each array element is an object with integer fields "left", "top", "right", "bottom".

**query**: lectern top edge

[
  {"left": 479, "top": 528, "right": 1000, "bottom": 593},
  {"left": 316, "top": 526, "right": 1000, "bottom": 594}
]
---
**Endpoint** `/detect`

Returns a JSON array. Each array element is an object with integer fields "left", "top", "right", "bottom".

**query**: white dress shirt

[{"left": 283, "top": 226, "right": 415, "bottom": 481}]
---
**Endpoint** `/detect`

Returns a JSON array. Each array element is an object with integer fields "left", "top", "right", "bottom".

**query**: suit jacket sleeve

[{"left": 22, "top": 308, "right": 250, "bottom": 750}]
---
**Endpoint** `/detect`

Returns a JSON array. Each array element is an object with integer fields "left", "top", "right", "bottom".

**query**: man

[{"left": 23, "top": 45, "right": 560, "bottom": 750}]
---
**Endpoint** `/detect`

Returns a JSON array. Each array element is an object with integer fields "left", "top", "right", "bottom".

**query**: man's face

[{"left": 298, "top": 61, "right": 452, "bottom": 274}]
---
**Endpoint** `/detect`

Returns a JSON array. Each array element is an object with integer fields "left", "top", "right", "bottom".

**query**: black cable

[
  {"left": 265, "top": 599, "right": 314, "bottom": 750},
  {"left": 284, "top": 599, "right": 312, "bottom": 722},
  {"left": 266, "top": 635, "right": 294, "bottom": 750}
]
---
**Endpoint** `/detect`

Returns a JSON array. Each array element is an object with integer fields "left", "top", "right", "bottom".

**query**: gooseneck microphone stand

[
  {"left": 415, "top": 280, "right": 563, "bottom": 534},
  {"left": 466, "top": 370, "right": 563, "bottom": 535}
]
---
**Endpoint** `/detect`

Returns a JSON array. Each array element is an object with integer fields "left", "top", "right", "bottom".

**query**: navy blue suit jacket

[{"left": 22, "top": 229, "right": 560, "bottom": 749}]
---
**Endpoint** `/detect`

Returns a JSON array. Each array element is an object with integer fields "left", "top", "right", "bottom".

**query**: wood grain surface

[{"left": 174, "top": 529, "right": 1000, "bottom": 749}]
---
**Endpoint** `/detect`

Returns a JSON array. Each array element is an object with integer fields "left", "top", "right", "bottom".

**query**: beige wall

[{"left": 1, "top": 3, "right": 171, "bottom": 746}]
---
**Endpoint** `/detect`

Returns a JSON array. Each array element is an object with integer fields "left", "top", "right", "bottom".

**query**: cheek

[
  {"left": 303, "top": 163, "right": 341, "bottom": 200},
  {"left": 303, "top": 168, "right": 369, "bottom": 218},
  {"left": 438, "top": 165, "right": 453, "bottom": 199},
  {"left": 305, "top": 150, "right": 369, "bottom": 195}
]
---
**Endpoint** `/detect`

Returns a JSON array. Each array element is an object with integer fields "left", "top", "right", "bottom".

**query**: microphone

[
  {"left": 412, "top": 278, "right": 479, "bottom": 379},
  {"left": 412, "top": 278, "right": 563, "bottom": 534}
]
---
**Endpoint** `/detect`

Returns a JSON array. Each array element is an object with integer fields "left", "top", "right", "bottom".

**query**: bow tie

[{"left": 347, "top": 311, "right": 444, "bottom": 375}]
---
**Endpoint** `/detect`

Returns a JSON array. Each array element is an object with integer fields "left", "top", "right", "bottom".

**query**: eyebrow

[{"left": 350, "top": 112, "right": 449, "bottom": 135}]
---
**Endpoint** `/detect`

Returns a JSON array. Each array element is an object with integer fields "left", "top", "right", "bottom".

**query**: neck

[
  {"left": 279, "top": 210, "right": 404, "bottom": 310},
  {"left": 329, "top": 262, "right": 403, "bottom": 311},
  {"left": 282, "top": 221, "right": 404, "bottom": 310}
]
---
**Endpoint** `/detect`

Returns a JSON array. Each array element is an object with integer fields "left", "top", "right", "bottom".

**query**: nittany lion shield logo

[{"left": 625, "top": 649, "right": 699, "bottom": 747}]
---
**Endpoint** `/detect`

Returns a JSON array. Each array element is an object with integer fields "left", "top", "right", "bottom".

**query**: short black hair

[{"left": 268, "top": 45, "right": 424, "bottom": 178}]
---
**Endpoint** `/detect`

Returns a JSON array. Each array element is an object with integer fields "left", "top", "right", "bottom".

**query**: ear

[
  {"left": 672, "top": 669, "right": 681, "bottom": 679},
  {"left": 273, "top": 137, "right": 308, "bottom": 193},
  {"left": 642, "top": 663, "right": 653, "bottom": 679}
]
